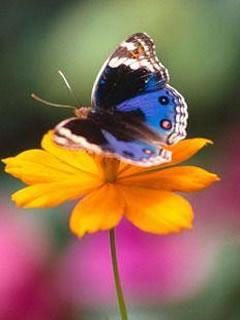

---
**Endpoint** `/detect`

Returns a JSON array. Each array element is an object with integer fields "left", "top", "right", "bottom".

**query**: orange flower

[{"left": 2, "top": 131, "right": 219, "bottom": 237}]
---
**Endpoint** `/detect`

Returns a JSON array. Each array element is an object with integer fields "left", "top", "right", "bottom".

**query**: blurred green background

[{"left": 1, "top": 1, "right": 240, "bottom": 319}]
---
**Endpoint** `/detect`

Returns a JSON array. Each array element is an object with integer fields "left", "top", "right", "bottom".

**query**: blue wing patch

[
  {"left": 116, "top": 84, "right": 188, "bottom": 145},
  {"left": 101, "top": 130, "right": 171, "bottom": 165}
]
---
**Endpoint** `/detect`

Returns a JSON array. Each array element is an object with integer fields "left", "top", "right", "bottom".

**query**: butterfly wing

[
  {"left": 91, "top": 32, "right": 169, "bottom": 110},
  {"left": 115, "top": 85, "right": 188, "bottom": 145},
  {"left": 54, "top": 117, "right": 171, "bottom": 167},
  {"left": 90, "top": 32, "right": 187, "bottom": 145},
  {"left": 54, "top": 32, "right": 188, "bottom": 167}
]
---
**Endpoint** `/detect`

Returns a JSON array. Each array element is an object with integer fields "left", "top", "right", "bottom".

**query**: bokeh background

[{"left": 0, "top": 1, "right": 240, "bottom": 319}]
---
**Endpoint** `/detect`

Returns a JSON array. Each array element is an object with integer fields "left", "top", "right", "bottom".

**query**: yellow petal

[
  {"left": 119, "top": 186, "right": 193, "bottom": 234},
  {"left": 12, "top": 177, "right": 102, "bottom": 208},
  {"left": 70, "top": 184, "right": 124, "bottom": 237},
  {"left": 41, "top": 131, "right": 102, "bottom": 177},
  {"left": 3, "top": 149, "right": 91, "bottom": 184},
  {"left": 119, "top": 166, "right": 220, "bottom": 192},
  {"left": 118, "top": 138, "right": 212, "bottom": 178},
  {"left": 117, "top": 161, "right": 132, "bottom": 176},
  {"left": 167, "top": 138, "right": 213, "bottom": 166}
]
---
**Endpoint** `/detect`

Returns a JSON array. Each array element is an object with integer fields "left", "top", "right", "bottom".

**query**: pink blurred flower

[
  {"left": 192, "top": 125, "right": 240, "bottom": 230},
  {"left": 0, "top": 201, "right": 70, "bottom": 320},
  {"left": 56, "top": 219, "right": 219, "bottom": 306}
]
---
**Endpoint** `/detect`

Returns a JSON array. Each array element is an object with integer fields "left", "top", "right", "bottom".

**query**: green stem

[{"left": 109, "top": 229, "right": 129, "bottom": 320}]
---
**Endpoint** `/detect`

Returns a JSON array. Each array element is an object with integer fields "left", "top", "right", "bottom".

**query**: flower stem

[{"left": 109, "top": 229, "right": 129, "bottom": 320}]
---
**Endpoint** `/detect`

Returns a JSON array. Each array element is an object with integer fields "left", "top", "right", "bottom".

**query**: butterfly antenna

[
  {"left": 31, "top": 93, "right": 75, "bottom": 110},
  {"left": 58, "top": 70, "right": 80, "bottom": 106}
]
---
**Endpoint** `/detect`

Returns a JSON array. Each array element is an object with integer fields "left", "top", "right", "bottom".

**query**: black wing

[
  {"left": 91, "top": 32, "right": 169, "bottom": 111},
  {"left": 53, "top": 116, "right": 171, "bottom": 167}
]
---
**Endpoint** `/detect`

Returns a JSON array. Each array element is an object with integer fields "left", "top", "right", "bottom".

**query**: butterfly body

[{"left": 54, "top": 33, "right": 188, "bottom": 167}]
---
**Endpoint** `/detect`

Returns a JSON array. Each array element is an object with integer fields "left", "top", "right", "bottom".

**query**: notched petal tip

[
  {"left": 119, "top": 165, "right": 220, "bottom": 193},
  {"left": 206, "top": 139, "right": 213, "bottom": 145},
  {"left": 198, "top": 170, "right": 220, "bottom": 189},
  {"left": 2, "top": 156, "right": 21, "bottom": 170},
  {"left": 169, "top": 137, "right": 213, "bottom": 154},
  {"left": 69, "top": 184, "right": 124, "bottom": 237},
  {"left": 118, "top": 137, "right": 216, "bottom": 178},
  {"left": 2, "top": 157, "right": 11, "bottom": 165},
  {"left": 192, "top": 138, "right": 213, "bottom": 146},
  {"left": 11, "top": 191, "right": 28, "bottom": 208},
  {"left": 120, "top": 186, "right": 194, "bottom": 235},
  {"left": 164, "top": 137, "right": 216, "bottom": 168},
  {"left": 40, "top": 130, "right": 53, "bottom": 148}
]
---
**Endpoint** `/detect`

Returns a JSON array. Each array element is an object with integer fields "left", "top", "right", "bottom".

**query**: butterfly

[{"left": 54, "top": 32, "right": 188, "bottom": 167}]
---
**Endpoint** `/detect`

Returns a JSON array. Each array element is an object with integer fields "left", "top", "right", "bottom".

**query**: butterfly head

[{"left": 74, "top": 107, "right": 91, "bottom": 119}]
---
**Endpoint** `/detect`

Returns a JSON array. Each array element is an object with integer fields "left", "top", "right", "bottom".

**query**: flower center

[{"left": 101, "top": 158, "right": 120, "bottom": 183}]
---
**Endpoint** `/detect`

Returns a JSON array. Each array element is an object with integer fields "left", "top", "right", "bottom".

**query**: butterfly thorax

[{"left": 74, "top": 107, "right": 91, "bottom": 119}]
